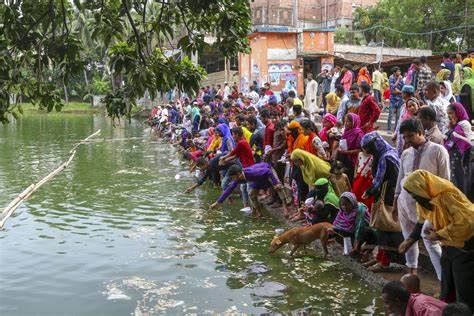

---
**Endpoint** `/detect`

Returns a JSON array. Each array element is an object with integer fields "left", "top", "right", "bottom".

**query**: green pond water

[{"left": 0, "top": 113, "right": 381, "bottom": 315}]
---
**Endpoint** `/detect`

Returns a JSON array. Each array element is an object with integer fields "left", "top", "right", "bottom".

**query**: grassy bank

[{"left": 19, "top": 102, "right": 100, "bottom": 113}]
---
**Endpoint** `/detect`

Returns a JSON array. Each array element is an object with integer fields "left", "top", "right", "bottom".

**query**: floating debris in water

[
  {"left": 246, "top": 262, "right": 272, "bottom": 274},
  {"left": 253, "top": 281, "right": 288, "bottom": 298},
  {"left": 175, "top": 174, "right": 181, "bottom": 180},
  {"left": 240, "top": 207, "right": 252, "bottom": 214},
  {"left": 115, "top": 167, "right": 149, "bottom": 175},
  {"left": 104, "top": 286, "right": 131, "bottom": 301},
  {"left": 169, "top": 159, "right": 181, "bottom": 166},
  {"left": 274, "top": 228, "right": 284, "bottom": 234}
]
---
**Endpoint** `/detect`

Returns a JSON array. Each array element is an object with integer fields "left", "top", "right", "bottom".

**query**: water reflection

[{"left": 0, "top": 113, "right": 379, "bottom": 315}]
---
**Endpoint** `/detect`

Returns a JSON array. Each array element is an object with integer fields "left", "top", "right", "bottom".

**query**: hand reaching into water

[{"left": 209, "top": 202, "right": 219, "bottom": 210}]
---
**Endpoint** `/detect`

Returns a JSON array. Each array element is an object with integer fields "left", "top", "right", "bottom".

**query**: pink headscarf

[
  {"left": 342, "top": 113, "right": 364, "bottom": 166},
  {"left": 319, "top": 113, "right": 337, "bottom": 142}
]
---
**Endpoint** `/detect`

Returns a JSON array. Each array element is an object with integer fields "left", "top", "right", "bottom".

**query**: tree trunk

[{"left": 63, "top": 79, "right": 69, "bottom": 104}]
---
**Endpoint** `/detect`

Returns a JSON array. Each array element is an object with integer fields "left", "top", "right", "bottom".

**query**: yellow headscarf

[
  {"left": 290, "top": 149, "right": 330, "bottom": 185},
  {"left": 403, "top": 170, "right": 474, "bottom": 248},
  {"left": 207, "top": 135, "right": 222, "bottom": 151},
  {"left": 435, "top": 69, "right": 451, "bottom": 82},
  {"left": 325, "top": 92, "right": 341, "bottom": 115}
]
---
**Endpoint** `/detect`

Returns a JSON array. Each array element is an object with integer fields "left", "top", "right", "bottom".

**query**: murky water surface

[{"left": 0, "top": 113, "right": 380, "bottom": 315}]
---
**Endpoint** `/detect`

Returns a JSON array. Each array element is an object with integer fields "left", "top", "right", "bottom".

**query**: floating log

[{"left": 0, "top": 130, "right": 101, "bottom": 229}]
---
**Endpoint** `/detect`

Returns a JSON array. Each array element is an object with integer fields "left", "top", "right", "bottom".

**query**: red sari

[{"left": 352, "top": 152, "right": 374, "bottom": 211}]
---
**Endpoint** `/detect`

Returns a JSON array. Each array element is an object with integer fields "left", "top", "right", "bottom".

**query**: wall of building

[
  {"left": 239, "top": 30, "right": 335, "bottom": 96},
  {"left": 251, "top": 0, "right": 378, "bottom": 28},
  {"left": 239, "top": 32, "right": 304, "bottom": 95}
]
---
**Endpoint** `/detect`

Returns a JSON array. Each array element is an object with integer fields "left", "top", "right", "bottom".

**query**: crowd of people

[{"left": 148, "top": 51, "right": 474, "bottom": 314}]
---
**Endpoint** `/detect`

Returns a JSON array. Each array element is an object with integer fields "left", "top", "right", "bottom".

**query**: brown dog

[{"left": 268, "top": 222, "right": 332, "bottom": 258}]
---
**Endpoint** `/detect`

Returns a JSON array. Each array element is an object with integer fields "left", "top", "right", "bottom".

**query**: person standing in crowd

[
  {"left": 399, "top": 170, "right": 474, "bottom": 311},
  {"left": 325, "top": 92, "right": 341, "bottom": 116},
  {"left": 267, "top": 120, "right": 288, "bottom": 182},
  {"left": 417, "top": 106, "right": 445, "bottom": 145},
  {"left": 337, "top": 113, "right": 363, "bottom": 182},
  {"left": 358, "top": 83, "right": 381, "bottom": 133},
  {"left": 424, "top": 81, "right": 450, "bottom": 133},
  {"left": 395, "top": 118, "right": 449, "bottom": 279},
  {"left": 462, "top": 48, "right": 474, "bottom": 70},
  {"left": 392, "top": 85, "right": 420, "bottom": 155},
  {"left": 460, "top": 67, "right": 474, "bottom": 122},
  {"left": 357, "top": 66, "right": 372, "bottom": 86},
  {"left": 304, "top": 73, "right": 319, "bottom": 118},
  {"left": 317, "top": 69, "right": 332, "bottom": 112},
  {"left": 340, "top": 64, "right": 354, "bottom": 95},
  {"left": 337, "top": 84, "right": 361, "bottom": 123},
  {"left": 361, "top": 132, "right": 403, "bottom": 270},
  {"left": 260, "top": 109, "right": 274, "bottom": 150},
  {"left": 330, "top": 66, "right": 341, "bottom": 93},
  {"left": 388, "top": 66, "right": 404, "bottom": 131},
  {"left": 445, "top": 103, "right": 473, "bottom": 199},
  {"left": 436, "top": 69, "right": 453, "bottom": 103},
  {"left": 288, "top": 90, "right": 303, "bottom": 107},
  {"left": 442, "top": 52, "right": 455, "bottom": 81},
  {"left": 372, "top": 66, "right": 384, "bottom": 107},
  {"left": 415, "top": 56, "right": 433, "bottom": 100}
]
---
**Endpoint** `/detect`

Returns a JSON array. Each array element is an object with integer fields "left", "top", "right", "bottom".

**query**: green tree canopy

[
  {"left": 349, "top": 0, "right": 473, "bottom": 52},
  {"left": 0, "top": 0, "right": 251, "bottom": 123}
]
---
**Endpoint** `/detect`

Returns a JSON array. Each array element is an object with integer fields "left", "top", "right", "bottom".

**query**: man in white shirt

[
  {"left": 394, "top": 118, "right": 449, "bottom": 279},
  {"left": 304, "top": 73, "right": 319, "bottom": 118},
  {"left": 424, "top": 81, "right": 449, "bottom": 134},
  {"left": 223, "top": 82, "right": 231, "bottom": 101}
]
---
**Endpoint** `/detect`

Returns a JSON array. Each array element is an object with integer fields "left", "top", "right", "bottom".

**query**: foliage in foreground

[{"left": 0, "top": 0, "right": 252, "bottom": 123}]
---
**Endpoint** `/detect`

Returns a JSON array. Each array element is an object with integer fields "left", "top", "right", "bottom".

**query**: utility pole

[
  {"left": 378, "top": 40, "right": 384, "bottom": 69},
  {"left": 464, "top": 0, "right": 468, "bottom": 48}
]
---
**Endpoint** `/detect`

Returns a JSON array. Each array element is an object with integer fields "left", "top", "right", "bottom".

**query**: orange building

[{"left": 239, "top": 29, "right": 334, "bottom": 96}]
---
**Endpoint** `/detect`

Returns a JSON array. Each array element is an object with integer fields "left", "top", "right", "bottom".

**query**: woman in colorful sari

[
  {"left": 287, "top": 121, "right": 308, "bottom": 153},
  {"left": 286, "top": 122, "right": 309, "bottom": 205},
  {"left": 290, "top": 149, "right": 330, "bottom": 206},
  {"left": 445, "top": 103, "right": 473, "bottom": 199},
  {"left": 319, "top": 113, "right": 338, "bottom": 142},
  {"left": 393, "top": 86, "right": 420, "bottom": 156},
  {"left": 357, "top": 66, "right": 372, "bottom": 86},
  {"left": 325, "top": 92, "right": 341, "bottom": 115},
  {"left": 360, "top": 131, "right": 403, "bottom": 270},
  {"left": 210, "top": 123, "right": 235, "bottom": 189},
  {"left": 337, "top": 113, "right": 364, "bottom": 182},
  {"left": 399, "top": 170, "right": 474, "bottom": 310},
  {"left": 332, "top": 192, "right": 373, "bottom": 256},
  {"left": 460, "top": 67, "right": 474, "bottom": 122},
  {"left": 436, "top": 69, "right": 454, "bottom": 103},
  {"left": 452, "top": 61, "right": 463, "bottom": 102}
]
